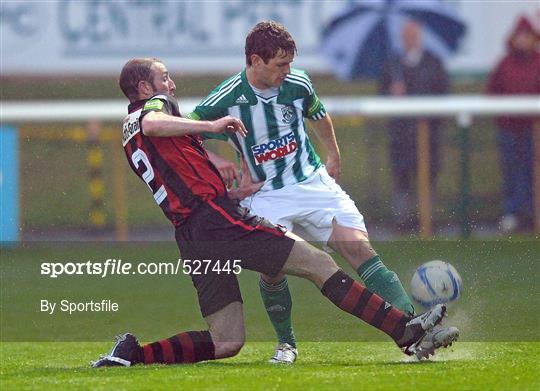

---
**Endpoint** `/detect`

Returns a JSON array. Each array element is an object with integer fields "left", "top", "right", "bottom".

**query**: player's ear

[
  {"left": 137, "top": 80, "right": 153, "bottom": 98},
  {"left": 250, "top": 54, "right": 263, "bottom": 67}
]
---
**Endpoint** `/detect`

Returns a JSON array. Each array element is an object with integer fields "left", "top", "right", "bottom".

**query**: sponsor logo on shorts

[{"left": 251, "top": 131, "right": 298, "bottom": 165}]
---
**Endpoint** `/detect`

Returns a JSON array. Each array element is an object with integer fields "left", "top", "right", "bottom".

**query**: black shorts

[{"left": 175, "top": 196, "right": 295, "bottom": 318}]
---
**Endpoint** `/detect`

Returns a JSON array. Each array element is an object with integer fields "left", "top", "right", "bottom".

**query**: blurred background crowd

[{"left": 1, "top": 0, "right": 539, "bottom": 241}]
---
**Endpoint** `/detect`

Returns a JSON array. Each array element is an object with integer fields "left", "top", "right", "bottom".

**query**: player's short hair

[
  {"left": 119, "top": 57, "right": 162, "bottom": 102},
  {"left": 245, "top": 21, "right": 297, "bottom": 65}
]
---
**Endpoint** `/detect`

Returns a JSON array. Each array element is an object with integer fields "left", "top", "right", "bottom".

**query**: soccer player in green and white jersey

[{"left": 189, "top": 21, "right": 418, "bottom": 364}]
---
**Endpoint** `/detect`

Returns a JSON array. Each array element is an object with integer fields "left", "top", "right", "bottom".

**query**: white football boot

[
  {"left": 269, "top": 343, "right": 298, "bottom": 364},
  {"left": 399, "top": 304, "right": 454, "bottom": 355},
  {"left": 399, "top": 304, "right": 459, "bottom": 359},
  {"left": 412, "top": 323, "right": 459, "bottom": 359}
]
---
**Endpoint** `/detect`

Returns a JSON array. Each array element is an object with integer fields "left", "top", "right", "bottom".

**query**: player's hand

[
  {"left": 228, "top": 159, "right": 263, "bottom": 200},
  {"left": 209, "top": 116, "right": 248, "bottom": 137},
  {"left": 207, "top": 151, "right": 240, "bottom": 188},
  {"left": 325, "top": 154, "right": 342, "bottom": 182}
]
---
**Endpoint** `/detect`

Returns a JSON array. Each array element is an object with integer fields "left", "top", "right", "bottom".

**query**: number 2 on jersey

[{"left": 131, "top": 149, "right": 168, "bottom": 205}]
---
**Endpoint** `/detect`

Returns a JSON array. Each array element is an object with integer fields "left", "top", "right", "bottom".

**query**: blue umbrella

[{"left": 320, "top": 0, "right": 466, "bottom": 80}]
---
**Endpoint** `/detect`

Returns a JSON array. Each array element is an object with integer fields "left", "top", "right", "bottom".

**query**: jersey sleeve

[
  {"left": 201, "top": 132, "right": 229, "bottom": 141},
  {"left": 191, "top": 93, "right": 229, "bottom": 121},
  {"left": 141, "top": 94, "right": 179, "bottom": 118},
  {"left": 299, "top": 71, "right": 327, "bottom": 121},
  {"left": 304, "top": 92, "right": 327, "bottom": 120},
  {"left": 189, "top": 86, "right": 233, "bottom": 141}
]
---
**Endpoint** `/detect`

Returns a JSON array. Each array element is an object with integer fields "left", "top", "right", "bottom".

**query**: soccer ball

[{"left": 410, "top": 260, "right": 463, "bottom": 309}]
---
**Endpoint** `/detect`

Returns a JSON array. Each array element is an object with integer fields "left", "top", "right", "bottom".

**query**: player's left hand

[
  {"left": 228, "top": 159, "right": 263, "bottom": 200},
  {"left": 207, "top": 151, "right": 240, "bottom": 188},
  {"left": 210, "top": 116, "right": 248, "bottom": 137},
  {"left": 325, "top": 154, "right": 342, "bottom": 182}
]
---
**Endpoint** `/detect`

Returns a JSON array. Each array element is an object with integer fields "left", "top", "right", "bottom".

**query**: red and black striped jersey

[{"left": 122, "top": 93, "right": 227, "bottom": 226}]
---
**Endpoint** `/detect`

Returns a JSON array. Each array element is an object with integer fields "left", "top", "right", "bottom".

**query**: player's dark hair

[
  {"left": 245, "top": 21, "right": 297, "bottom": 65},
  {"left": 119, "top": 57, "right": 162, "bottom": 102}
]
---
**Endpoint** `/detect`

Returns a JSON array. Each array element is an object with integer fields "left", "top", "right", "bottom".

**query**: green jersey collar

[{"left": 241, "top": 69, "right": 297, "bottom": 106}]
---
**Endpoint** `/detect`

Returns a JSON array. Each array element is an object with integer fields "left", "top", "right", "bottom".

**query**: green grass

[
  {"left": 1, "top": 240, "right": 538, "bottom": 389},
  {"left": 1, "top": 241, "right": 538, "bottom": 341},
  {"left": 1, "top": 342, "right": 538, "bottom": 390}
]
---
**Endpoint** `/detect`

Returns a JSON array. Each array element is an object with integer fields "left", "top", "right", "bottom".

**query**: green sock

[
  {"left": 259, "top": 277, "right": 296, "bottom": 347},
  {"left": 357, "top": 255, "right": 415, "bottom": 316}
]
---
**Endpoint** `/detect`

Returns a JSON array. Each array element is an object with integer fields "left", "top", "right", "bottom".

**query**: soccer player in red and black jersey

[{"left": 92, "top": 58, "right": 458, "bottom": 367}]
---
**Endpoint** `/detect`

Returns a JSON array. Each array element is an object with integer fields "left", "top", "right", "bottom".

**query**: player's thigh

[
  {"left": 189, "top": 268, "right": 243, "bottom": 319},
  {"left": 178, "top": 197, "right": 294, "bottom": 278},
  {"left": 205, "top": 301, "right": 245, "bottom": 358},
  {"left": 205, "top": 301, "right": 245, "bottom": 343},
  {"left": 299, "top": 170, "right": 367, "bottom": 243},
  {"left": 280, "top": 233, "right": 339, "bottom": 288}
]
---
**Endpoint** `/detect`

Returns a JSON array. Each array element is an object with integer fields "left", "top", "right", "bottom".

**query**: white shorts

[{"left": 240, "top": 167, "right": 367, "bottom": 244}]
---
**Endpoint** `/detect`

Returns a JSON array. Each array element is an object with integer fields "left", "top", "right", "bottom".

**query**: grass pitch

[
  {"left": 1, "top": 342, "right": 538, "bottom": 390},
  {"left": 1, "top": 240, "right": 538, "bottom": 390}
]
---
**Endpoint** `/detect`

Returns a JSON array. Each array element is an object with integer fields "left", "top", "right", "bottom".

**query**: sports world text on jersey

[{"left": 251, "top": 131, "right": 298, "bottom": 165}]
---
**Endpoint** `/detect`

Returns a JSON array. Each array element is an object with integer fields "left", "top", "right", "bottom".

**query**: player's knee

[
  {"left": 227, "top": 339, "right": 245, "bottom": 357},
  {"left": 282, "top": 241, "right": 339, "bottom": 286},
  {"left": 343, "top": 241, "right": 368, "bottom": 260},
  {"left": 340, "top": 239, "right": 376, "bottom": 265},
  {"left": 205, "top": 300, "right": 246, "bottom": 358},
  {"left": 209, "top": 323, "right": 245, "bottom": 359},
  {"left": 318, "top": 251, "right": 338, "bottom": 272},
  {"left": 303, "top": 250, "right": 338, "bottom": 283},
  {"left": 329, "top": 225, "right": 377, "bottom": 264},
  {"left": 216, "top": 339, "right": 244, "bottom": 358}
]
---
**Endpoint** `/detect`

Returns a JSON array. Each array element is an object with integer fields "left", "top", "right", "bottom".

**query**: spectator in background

[
  {"left": 487, "top": 15, "right": 540, "bottom": 233},
  {"left": 379, "top": 19, "right": 449, "bottom": 231}
]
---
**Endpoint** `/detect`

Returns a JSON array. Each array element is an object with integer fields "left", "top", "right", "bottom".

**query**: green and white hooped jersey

[{"left": 190, "top": 69, "right": 326, "bottom": 191}]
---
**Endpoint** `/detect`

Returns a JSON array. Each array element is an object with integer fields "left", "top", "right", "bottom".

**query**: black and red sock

[
  {"left": 321, "top": 270, "right": 411, "bottom": 342},
  {"left": 137, "top": 331, "right": 215, "bottom": 364}
]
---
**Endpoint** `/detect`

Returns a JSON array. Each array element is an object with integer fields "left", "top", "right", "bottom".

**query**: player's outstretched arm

[
  {"left": 209, "top": 116, "right": 248, "bottom": 137},
  {"left": 307, "top": 113, "right": 342, "bottom": 181},
  {"left": 142, "top": 111, "right": 247, "bottom": 138}
]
